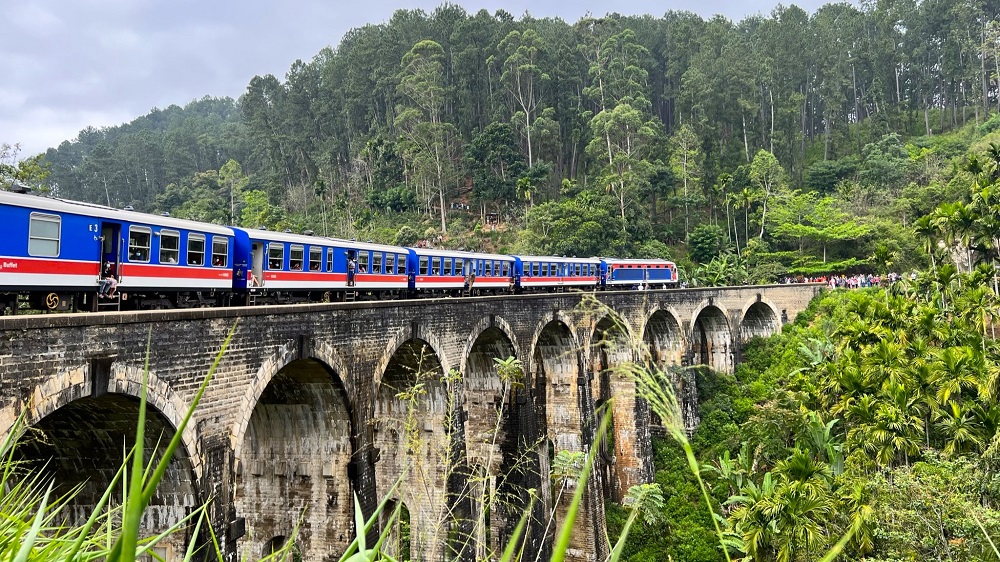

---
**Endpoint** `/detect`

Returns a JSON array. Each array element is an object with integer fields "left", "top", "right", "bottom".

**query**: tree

[
  {"left": 396, "top": 40, "right": 462, "bottom": 235},
  {"left": 219, "top": 159, "right": 249, "bottom": 225},
  {"left": 494, "top": 29, "right": 548, "bottom": 167},
  {"left": 687, "top": 223, "right": 726, "bottom": 264},
  {"left": 670, "top": 124, "right": 703, "bottom": 238},
  {"left": 749, "top": 150, "right": 785, "bottom": 239},
  {"left": 586, "top": 103, "right": 657, "bottom": 238},
  {"left": 464, "top": 122, "right": 526, "bottom": 216}
]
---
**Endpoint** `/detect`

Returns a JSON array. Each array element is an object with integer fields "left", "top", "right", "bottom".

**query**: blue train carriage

[
  {"left": 513, "top": 255, "right": 602, "bottom": 292},
  {"left": 0, "top": 190, "right": 235, "bottom": 313},
  {"left": 232, "top": 228, "right": 408, "bottom": 303},
  {"left": 600, "top": 257, "right": 679, "bottom": 290},
  {"left": 406, "top": 247, "right": 515, "bottom": 296}
]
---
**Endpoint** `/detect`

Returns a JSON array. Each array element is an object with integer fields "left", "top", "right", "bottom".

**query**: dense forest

[{"left": 4, "top": 0, "right": 1000, "bottom": 279}]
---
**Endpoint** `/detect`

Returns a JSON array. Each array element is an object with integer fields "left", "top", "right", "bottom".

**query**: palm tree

[{"left": 934, "top": 401, "right": 984, "bottom": 456}]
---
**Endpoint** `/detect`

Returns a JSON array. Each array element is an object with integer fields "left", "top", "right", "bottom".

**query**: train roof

[
  {"left": 236, "top": 227, "right": 406, "bottom": 252},
  {"left": 600, "top": 257, "right": 676, "bottom": 265},
  {"left": 0, "top": 190, "right": 234, "bottom": 235},
  {"left": 513, "top": 255, "right": 602, "bottom": 264},
  {"left": 407, "top": 246, "right": 515, "bottom": 261}
]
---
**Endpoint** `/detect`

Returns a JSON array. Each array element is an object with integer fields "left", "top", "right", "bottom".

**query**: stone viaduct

[{"left": 0, "top": 284, "right": 821, "bottom": 562}]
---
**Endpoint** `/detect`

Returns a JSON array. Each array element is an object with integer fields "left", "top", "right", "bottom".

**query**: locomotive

[{"left": 0, "top": 189, "right": 678, "bottom": 314}]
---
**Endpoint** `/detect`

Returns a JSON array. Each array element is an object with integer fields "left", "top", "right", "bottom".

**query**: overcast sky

[{"left": 2, "top": 0, "right": 836, "bottom": 158}]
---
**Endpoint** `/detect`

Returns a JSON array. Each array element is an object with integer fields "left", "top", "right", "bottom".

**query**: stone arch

[
  {"left": 644, "top": 308, "right": 698, "bottom": 437},
  {"left": 526, "top": 310, "right": 580, "bottom": 386},
  {"left": 231, "top": 338, "right": 352, "bottom": 461},
  {"left": 641, "top": 307, "right": 684, "bottom": 369},
  {"left": 740, "top": 297, "right": 782, "bottom": 341},
  {"left": 16, "top": 392, "right": 199, "bottom": 559},
  {"left": 690, "top": 301, "right": 734, "bottom": 373},
  {"left": 462, "top": 323, "right": 522, "bottom": 560},
  {"left": 381, "top": 499, "right": 412, "bottom": 562},
  {"left": 5, "top": 363, "right": 203, "bottom": 482},
  {"left": 374, "top": 337, "right": 450, "bottom": 562},
  {"left": 374, "top": 324, "right": 452, "bottom": 393},
  {"left": 234, "top": 355, "right": 355, "bottom": 561},
  {"left": 459, "top": 315, "right": 521, "bottom": 376}
]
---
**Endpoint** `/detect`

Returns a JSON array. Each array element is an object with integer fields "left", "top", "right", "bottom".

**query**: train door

[
  {"left": 100, "top": 222, "right": 122, "bottom": 277},
  {"left": 250, "top": 242, "right": 264, "bottom": 287}
]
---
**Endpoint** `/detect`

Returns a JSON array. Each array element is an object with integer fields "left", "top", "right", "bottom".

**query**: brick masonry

[{"left": 0, "top": 284, "right": 821, "bottom": 562}]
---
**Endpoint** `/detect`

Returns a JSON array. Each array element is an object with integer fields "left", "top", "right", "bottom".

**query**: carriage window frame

[
  {"left": 358, "top": 252, "right": 369, "bottom": 273},
  {"left": 159, "top": 230, "right": 180, "bottom": 264},
  {"left": 431, "top": 256, "right": 440, "bottom": 275},
  {"left": 187, "top": 233, "right": 205, "bottom": 266},
  {"left": 326, "top": 248, "right": 333, "bottom": 272},
  {"left": 27, "top": 212, "right": 61, "bottom": 257},
  {"left": 308, "top": 247, "right": 322, "bottom": 271},
  {"left": 212, "top": 237, "right": 228, "bottom": 267},
  {"left": 267, "top": 243, "right": 284, "bottom": 270},
  {"left": 419, "top": 256, "right": 429, "bottom": 275},
  {"left": 455, "top": 258, "right": 464, "bottom": 274},
  {"left": 385, "top": 253, "right": 395, "bottom": 275},
  {"left": 128, "top": 227, "right": 152, "bottom": 263},
  {"left": 397, "top": 254, "right": 407, "bottom": 274},
  {"left": 502, "top": 262, "right": 510, "bottom": 276},
  {"left": 373, "top": 252, "right": 383, "bottom": 274},
  {"left": 443, "top": 257, "right": 453, "bottom": 275},
  {"left": 532, "top": 263, "right": 539, "bottom": 276},
  {"left": 289, "top": 245, "right": 304, "bottom": 270}
]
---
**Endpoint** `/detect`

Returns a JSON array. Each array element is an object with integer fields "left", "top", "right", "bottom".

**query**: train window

[
  {"left": 385, "top": 253, "right": 395, "bottom": 274},
  {"left": 373, "top": 252, "right": 383, "bottom": 273},
  {"left": 502, "top": 262, "right": 510, "bottom": 276},
  {"left": 431, "top": 257, "right": 440, "bottom": 275},
  {"left": 532, "top": 263, "right": 539, "bottom": 276},
  {"left": 309, "top": 247, "right": 322, "bottom": 271},
  {"left": 212, "top": 238, "right": 228, "bottom": 267},
  {"left": 443, "top": 257, "right": 453, "bottom": 275},
  {"left": 289, "top": 246, "right": 304, "bottom": 270},
  {"left": 326, "top": 248, "right": 333, "bottom": 272},
  {"left": 397, "top": 254, "right": 407, "bottom": 274},
  {"left": 483, "top": 261, "right": 491, "bottom": 276},
  {"left": 358, "top": 252, "right": 369, "bottom": 273},
  {"left": 267, "top": 243, "right": 283, "bottom": 270},
  {"left": 128, "top": 227, "right": 151, "bottom": 262},
  {"left": 419, "top": 256, "right": 429, "bottom": 275},
  {"left": 159, "top": 230, "right": 180, "bottom": 264},
  {"left": 576, "top": 264, "right": 582, "bottom": 276},
  {"left": 28, "top": 213, "right": 60, "bottom": 257},
  {"left": 187, "top": 234, "right": 205, "bottom": 266}
]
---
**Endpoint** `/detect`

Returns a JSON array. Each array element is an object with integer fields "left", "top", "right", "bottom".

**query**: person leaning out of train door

[{"left": 98, "top": 262, "right": 118, "bottom": 298}]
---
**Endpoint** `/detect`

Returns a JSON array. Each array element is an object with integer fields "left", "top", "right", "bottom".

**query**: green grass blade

[
  {"left": 550, "top": 406, "right": 610, "bottom": 562},
  {"left": 13, "top": 480, "right": 55, "bottom": 562}
]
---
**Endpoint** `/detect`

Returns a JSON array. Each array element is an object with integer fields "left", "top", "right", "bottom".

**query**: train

[{"left": 0, "top": 189, "right": 679, "bottom": 313}]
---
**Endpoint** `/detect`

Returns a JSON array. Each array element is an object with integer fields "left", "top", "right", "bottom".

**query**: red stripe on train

[
  {"left": 122, "top": 264, "right": 232, "bottom": 280},
  {"left": 0, "top": 258, "right": 99, "bottom": 276}
]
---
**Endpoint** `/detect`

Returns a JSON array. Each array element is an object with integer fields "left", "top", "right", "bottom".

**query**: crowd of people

[{"left": 779, "top": 272, "right": 908, "bottom": 288}]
